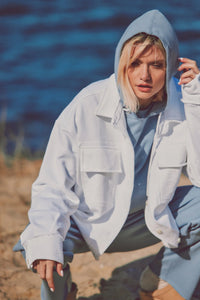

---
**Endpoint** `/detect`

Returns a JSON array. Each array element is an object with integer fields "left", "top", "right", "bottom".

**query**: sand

[{"left": 0, "top": 158, "right": 191, "bottom": 300}]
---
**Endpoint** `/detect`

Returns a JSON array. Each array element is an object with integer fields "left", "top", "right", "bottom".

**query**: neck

[{"left": 139, "top": 98, "right": 154, "bottom": 110}]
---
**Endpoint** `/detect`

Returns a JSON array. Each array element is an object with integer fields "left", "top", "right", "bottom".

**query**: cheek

[
  {"left": 127, "top": 69, "right": 136, "bottom": 86},
  {"left": 127, "top": 69, "right": 132, "bottom": 80},
  {"left": 155, "top": 73, "right": 166, "bottom": 90}
]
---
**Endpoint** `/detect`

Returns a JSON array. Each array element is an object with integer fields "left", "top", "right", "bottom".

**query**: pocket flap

[
  {"left": 80, "top": 147, "right": 122, "bottom": 173},
  {"left": 158, "top": 144, "right": 187, "bottom": 168}
]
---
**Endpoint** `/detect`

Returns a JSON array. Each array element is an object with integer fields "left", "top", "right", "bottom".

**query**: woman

[{"left": 14, "top": 10, "right": 200, "bottom": 300}]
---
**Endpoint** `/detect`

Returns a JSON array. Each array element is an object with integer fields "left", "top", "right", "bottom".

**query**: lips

[{"left": 137, "top": 84, "right": 152, "bottom": 92}]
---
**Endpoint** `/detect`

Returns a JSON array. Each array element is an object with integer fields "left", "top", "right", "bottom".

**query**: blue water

[{"left": 1, "top": 0, "right": 200, "bottom": 153}]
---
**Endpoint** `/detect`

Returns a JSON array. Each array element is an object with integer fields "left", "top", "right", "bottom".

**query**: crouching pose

[{"left": 14, "top": 10, "right": 200, "bottom": 300}]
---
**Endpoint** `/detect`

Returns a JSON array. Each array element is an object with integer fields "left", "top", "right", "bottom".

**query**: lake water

[{"left": 1, "top": 0, "right": 200, "bottom": 153}]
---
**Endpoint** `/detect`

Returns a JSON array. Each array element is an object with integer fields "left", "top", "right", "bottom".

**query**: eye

[
  {"left": 152, "top": 62, "right": 165, "bottom": 69},
  {"left": 131, "top": 60, "right": 140, "bottom": 67}
]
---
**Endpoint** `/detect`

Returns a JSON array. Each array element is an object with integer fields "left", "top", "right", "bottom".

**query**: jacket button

[{"left": 156, "top": 229, "right": 163, "bottom": 235}]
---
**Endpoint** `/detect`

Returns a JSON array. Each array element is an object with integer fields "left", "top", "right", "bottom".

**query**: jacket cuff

[
  {"left": 21, "top": 234, "right": 64, "bottom": 269},
  {"left": 181, "top": 73, "right": 200, "bottom": 105}
]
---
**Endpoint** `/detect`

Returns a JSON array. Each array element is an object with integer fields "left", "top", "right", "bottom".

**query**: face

[{"left": 127, "top": 45, "right": 166, "bottom": 109}]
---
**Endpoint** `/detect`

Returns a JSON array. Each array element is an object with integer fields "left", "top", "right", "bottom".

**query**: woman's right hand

[{"left": 33, "top": 259, "right": 63, "bottom": 292}]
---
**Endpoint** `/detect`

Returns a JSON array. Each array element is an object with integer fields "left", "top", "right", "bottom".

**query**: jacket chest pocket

[
  {"left": 80, "top": 146, "right": 122, "bottom": 215},
  {"left": 154, "top": 143, "right": 187, "bottom": 205}
]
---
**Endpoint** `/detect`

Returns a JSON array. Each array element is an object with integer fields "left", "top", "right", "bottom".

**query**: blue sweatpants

[{"left": 14, "top": 185, "right": 200, "bottom": 300}]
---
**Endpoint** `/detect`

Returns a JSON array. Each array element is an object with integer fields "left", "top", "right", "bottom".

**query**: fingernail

[
  {"left": 50, "top": 288, "right": 54, "bottom": 292},
  {"left": 61, "top": 270, "right": 64, "bottom": 277}
]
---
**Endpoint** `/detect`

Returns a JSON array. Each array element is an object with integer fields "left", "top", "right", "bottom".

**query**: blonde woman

[{"left": 14, "top": 10, "right": 200, "bottom": 300}]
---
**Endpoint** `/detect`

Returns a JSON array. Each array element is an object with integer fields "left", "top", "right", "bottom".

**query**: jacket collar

[
  {"left": 95, "top": 74, "right": 121, "bottom": 122},
  {"left": 96, "top": 75, "right": 185, "bottom": 126}
]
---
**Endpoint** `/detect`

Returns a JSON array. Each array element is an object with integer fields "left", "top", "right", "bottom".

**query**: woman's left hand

[{"left": 178, "top": 57, "right": 200, "bottom": 85}]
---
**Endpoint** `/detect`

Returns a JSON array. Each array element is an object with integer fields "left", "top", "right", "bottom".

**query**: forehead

[{"left": 133, "top": 44, "right": 165, "bottom": 61}]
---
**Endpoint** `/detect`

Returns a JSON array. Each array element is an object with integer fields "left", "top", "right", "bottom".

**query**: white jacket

[{"left": 21, "top": 73, "right": 200, "bottom": 268}]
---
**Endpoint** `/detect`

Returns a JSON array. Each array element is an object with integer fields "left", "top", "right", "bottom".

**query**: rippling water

[{"left": 1, "top": 0, "right": 200, "bottom": 152}]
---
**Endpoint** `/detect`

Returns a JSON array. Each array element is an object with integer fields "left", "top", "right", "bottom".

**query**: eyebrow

[
  {"left": 153, "top": 59, "right": 166, "bottom": 63},
  {"left": 135, "top": 58, "right": 165, "bottom": 63},
  {"left": 132, "top": 58, "right": 166, "bottom": 66}
]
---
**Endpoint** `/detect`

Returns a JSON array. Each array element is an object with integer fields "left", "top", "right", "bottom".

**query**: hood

[{"left": 114, "top": 9, "right": 179, "bottom": 107}]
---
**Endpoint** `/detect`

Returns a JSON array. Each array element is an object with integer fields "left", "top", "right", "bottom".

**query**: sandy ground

[{"left": 0, "top": 158, "right": 191, "bottom": 300}]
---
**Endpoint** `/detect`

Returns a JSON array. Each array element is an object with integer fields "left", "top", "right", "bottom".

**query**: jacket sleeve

[
  {"left": 181, "top": 73, "right": 200, "bottom": 187},
  {"left": 20, "top": 117, "right": 80, "bottom": 268}
]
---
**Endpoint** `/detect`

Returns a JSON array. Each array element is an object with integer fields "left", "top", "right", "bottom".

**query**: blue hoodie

[
  {"left": 114, "top": 10, "right": 180, "bottom": 215},
  {"left": 114, "top": 9, "right": 179, "bottom": 87}
]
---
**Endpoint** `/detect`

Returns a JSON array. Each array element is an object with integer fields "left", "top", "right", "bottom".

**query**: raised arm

[{"left": 178, "top": 57, "right": 200, "bottom": 186}]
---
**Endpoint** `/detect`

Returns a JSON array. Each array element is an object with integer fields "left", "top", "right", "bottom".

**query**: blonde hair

[{"left": 117, "top": 33, "right": 166, "bottom": 112}]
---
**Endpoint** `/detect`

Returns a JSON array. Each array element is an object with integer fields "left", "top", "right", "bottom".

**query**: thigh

[
  {"left": 169, "top": 185, "right": 200, "bottom": 246},
  {"left": 106, "top": 210, "right": 160, "bottom": 253},
  {"left": 149, "top": 185, "right": 200, "bottom": 299}
]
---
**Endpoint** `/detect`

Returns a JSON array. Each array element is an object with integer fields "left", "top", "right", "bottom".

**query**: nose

[{"left": 140, "top": 64, "right": 151, "bottom": 81}]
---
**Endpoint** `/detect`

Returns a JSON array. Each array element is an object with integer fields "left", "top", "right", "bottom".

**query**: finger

[
  {"left": 179, "top": 77, "right": 194, "bottom": 85},
  {"left": 178, "top": 64, "right": 199, "bottom": 74},
  {"left": 179, "top": 74, "right": 195, "bottom": 85},
  {"left": 32, "top": 260, "right": 38, "bottom": 270},
  {"left": 46, "top": 261, "right": 55, "bottom": 292},
  {"left": 178, "top": 58, "right": 199, "bottom": 74},
  {"left": 179, "top": 68, "right": 197, "bottom": 85},
  {"left": 38, "top": 261, "right": 47, "bottom": 280},
  {"left": 178, "top": 57, "right": 195, "bottom": 63},
  {"left": 180, "top": 69, "right": 196, "bottom": 80},
  {"left": 56, "top": 262, "right": 64, "bottom": 277}
]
